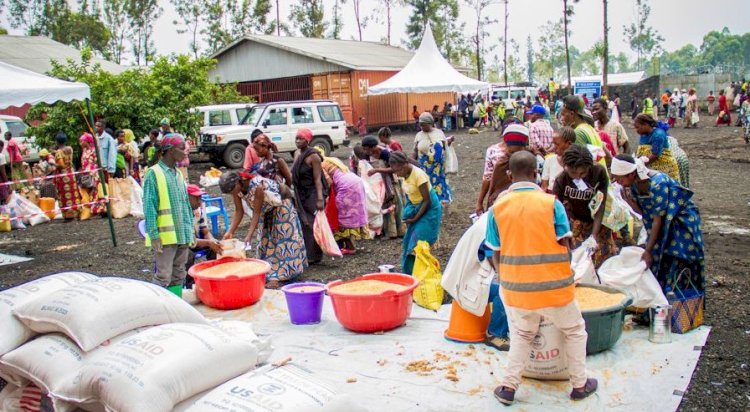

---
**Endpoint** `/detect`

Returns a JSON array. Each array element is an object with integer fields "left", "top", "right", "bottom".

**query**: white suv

[
  {"left": 191, "top": 103, "right": 255, "bottom": 136},
  {"left": 198, "top": 100, "right": 349, "bottom": 169},
  {"left": 0, "top": 115, "right": 39, "bottom": 163}
]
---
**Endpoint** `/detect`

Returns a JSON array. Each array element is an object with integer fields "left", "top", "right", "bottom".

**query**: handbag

[
  {"left": 78, "top": 173, "right": 95, "bottom": 189},
  {"left": 667, "top": 269, "right": 704, "bottom": 334},
  {"left": 690, "top": 112, "right": 699, "bottom": 124}
]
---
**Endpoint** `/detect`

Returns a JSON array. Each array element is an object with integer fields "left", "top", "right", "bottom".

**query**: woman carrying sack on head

[
  {"left": 389, "top": 151, "right": 442, "bottom": 275},
  {"left": 610, "top": 155, "right": 705, "bottom": 301}
]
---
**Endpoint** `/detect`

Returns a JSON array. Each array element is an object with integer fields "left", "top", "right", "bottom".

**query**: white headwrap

[{"left": 610, "top": 157, "right": 650, "bottom": 180}]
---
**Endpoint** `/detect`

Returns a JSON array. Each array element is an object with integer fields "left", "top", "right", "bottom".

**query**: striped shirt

[{"left": 143, "top": 161, "right": 194, "bottom": 245}]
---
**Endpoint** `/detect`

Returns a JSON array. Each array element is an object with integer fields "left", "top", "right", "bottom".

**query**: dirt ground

[{"left": 1, "top": 118, "right": 749, "bottom": 410}]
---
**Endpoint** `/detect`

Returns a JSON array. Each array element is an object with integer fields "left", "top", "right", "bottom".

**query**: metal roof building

[
  {"left": 0, "top": 36, "right": 127, "bottom": 75},
  {"left": 209, "top": 35, "right": 458, "bottom": 127}
]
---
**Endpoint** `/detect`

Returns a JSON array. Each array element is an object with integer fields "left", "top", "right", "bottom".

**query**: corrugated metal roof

[
  {"left": 212, "top": 35, "right": 417, "bottom": 71},
  {"left": 0, "top": 36, "right": 127, "bottom": 75}
]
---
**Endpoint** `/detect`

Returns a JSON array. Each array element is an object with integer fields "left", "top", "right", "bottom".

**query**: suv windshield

[
  {"left": 6, "top": 121, "right": 28, "bottom": 137},
  {"left": 239, "top": 106, "right": 264, "bottom": 126}
]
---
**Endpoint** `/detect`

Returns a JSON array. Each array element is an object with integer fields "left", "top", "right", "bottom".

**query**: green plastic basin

[{"left": 577, "top": 283, "right": 633, "bottom": 355}]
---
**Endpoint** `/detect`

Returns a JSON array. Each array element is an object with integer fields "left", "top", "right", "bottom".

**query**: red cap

[{"left": 187, "top": 184, "right": 206, "bottom": 197}]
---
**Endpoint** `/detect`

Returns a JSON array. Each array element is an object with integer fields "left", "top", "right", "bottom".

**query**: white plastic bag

[
  {"left": 597, "top": 246, "right": 668, "bottom": 308},
  {"left": 12, "top": 277, "right": 207, "bottom": 351},
  {"left": 522, "top": 318, "right": 569, "bottom": 380},
  {"left": 7, "top": 192, "right": 48, "bottom": 226},
  {"left": 199, "top": 175, "right": 220, "bottom": 188},
  {"left": 357, "top": 160, "right": 385, "bottom": 234},
  {"left": 313, "top": 211, "right": 342, "bottom": 257},
  {"left": 72, "top": 323, "right": 260, "bottom": 412},
  {"left": 571, "top": 245, "right": 598, "bottom": 284},
  {"left": 0, "top": 272, "right": 97, "bottom": 356},
  {"left": 128, "top": 176, "right": 144, "bottom": 218},
  {"left": 444, "top": 143, "right": 458, "bottom": 175}
]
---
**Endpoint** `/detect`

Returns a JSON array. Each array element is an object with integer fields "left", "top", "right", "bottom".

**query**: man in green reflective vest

[{"left": 143, "top": 133, "right": 194, "bottom": 296}]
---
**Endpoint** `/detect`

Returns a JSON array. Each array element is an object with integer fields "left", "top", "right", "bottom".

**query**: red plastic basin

[
  {"left": 188, "top": 257, "right": 271, "bottom": 310},
  {"left": 326, "top": 273, "right": 419, "bottom": 333}
]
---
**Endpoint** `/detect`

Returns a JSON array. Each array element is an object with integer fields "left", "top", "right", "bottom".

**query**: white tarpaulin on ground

[
  {"left": 191, "top": 290, "right": 710, "bottom": 412},
  {"left": 0, "top": 61, "right": 90, "bottom": 109},
  {"left": 366, "top": 24, "right": 488, "bottom": 95}
]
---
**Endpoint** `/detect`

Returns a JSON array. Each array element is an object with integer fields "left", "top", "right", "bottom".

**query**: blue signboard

[{"left": 574, "top": 80, "right": 602, "bottom": 98}]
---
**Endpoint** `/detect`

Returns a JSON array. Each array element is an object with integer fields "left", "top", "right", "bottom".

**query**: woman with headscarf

[
  {"left": 715, "top": 89, "right": 731, "bottom": 126},
  {"left": 252, "top": 131, "right": 292, "bottom": 187},
  {"left": 389, "top": 151, "right": 442, "bottom": 274},
  {"left": 684, "top": 89, "right": 699, "bottom": 128},
  {"left": 78, "top": 132, "right": 105, "bottom": 217},
  {"left": 412, "top": 112, "right": 453, "bottom": 205},
  {"left": 553, "top": 145, "right": 618, "bottom": 268},
  {"left": 123, "top": 129, "right": 140, "bottom": 182},
  {"left": 610, "top": 155, "right": 704, "bottom": 297},
  {"left": 317, "top": 149, "right": 370, "bottom": 253},
  {"left": 220, "top": 170, "right": 305, "bottom": 289},
  {"left": 633, "top": 114, "right": 681, "bottom": 183},
  {"left": 51, "top": 132, "right": 80, "bottom": 220},
  {"left": 291, "top": 128, "right": 328, "bottom": 265},
  {"left": 668, "top": 135, "right": 690, "bottom": 188}
]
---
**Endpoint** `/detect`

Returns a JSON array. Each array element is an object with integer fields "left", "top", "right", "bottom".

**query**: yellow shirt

[{"left": 402, "top": 167, "right": 431, "bottom": 204}]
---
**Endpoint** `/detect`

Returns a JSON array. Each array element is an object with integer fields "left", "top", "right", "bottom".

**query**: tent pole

[{"left": 85, "top": 98, "right": 118, "bottom": 247}]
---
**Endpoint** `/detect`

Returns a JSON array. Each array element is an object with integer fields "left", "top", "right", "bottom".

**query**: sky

[{"left": 1, "top": 0, "right": 748, "bottom": 67}]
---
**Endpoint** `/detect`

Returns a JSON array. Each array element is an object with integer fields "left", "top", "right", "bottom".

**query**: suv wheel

[
  {"left": 310, "top": 137, "right": 332, "bottom": 156},
  {"left": 223, "top": 142, "right": 247, "bottom": 169}
]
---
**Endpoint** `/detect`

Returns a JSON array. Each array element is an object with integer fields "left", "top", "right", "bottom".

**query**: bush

[{"left": 27, "top": 50, "right": 250, "bottom": 153}]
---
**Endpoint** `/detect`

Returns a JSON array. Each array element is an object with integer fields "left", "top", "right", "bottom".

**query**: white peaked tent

[
  {"left": 367, "top": 24, "right": 488, "bottom": 95},
  {"left": 0, "top": 61, "right": 91, "bottom": 109}
]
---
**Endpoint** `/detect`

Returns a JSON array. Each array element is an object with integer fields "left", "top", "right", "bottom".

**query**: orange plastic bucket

[
  {"left": 39, "top": 197, "right": 55, "bottom": 219},
  {"left": 444, "top": 300, "right": 491, "bottom": 343}
]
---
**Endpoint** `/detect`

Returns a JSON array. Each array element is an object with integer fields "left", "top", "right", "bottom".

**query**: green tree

[
  {"left": 502, "top": 39, "right": 525, "bottom": 83},
  {"left": 659, "top": 44, "right": 699, "bottom": 74},
  {"left": 464, "top": 0, "right": 498, "bottom": 81},
  {"left": 700, "top": 28, "right": 745, "bottom": 70},
  {"left": 329, "top": 0, "right": 345, "bottom": 39},
  {"left": 404, "top": 0, "right": 463, "bottom": 63},
  {"left": 289, "top": 0, "right": 327, "bottom": 38},
  {"left": 370, "top": 0, "right": 405, "bottom": 45},
  {"left": 0, "top": 27, "right": 7, "bottom": 35},
  {"left": 171, "top": 0, "right": 203, "bottom": 58},
  {"left": 526, "top": 34, "right": 534, "bottom": 83},
  {"left": 26, "top": 53, "right": 249, "bottom": 153},
  {"left": 126, "top": 0, "right": 162, "bottom": 65},
  {"left": 611, "top": 52, "right": 634, "bottom": 73},
  {"left": 102, "top": 0, "right": 130, "bottom": 64},
  {"left": 533, "top": 19, "right": 567, "bottom": 82},
  {"left": 622, "top": 0, "right": 663, "bottom": 71}
]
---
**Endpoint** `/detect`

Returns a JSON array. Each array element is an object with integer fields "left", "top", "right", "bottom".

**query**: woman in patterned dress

[
  {"left": 412, "top": 112, "right": 453, "bottom": 205},
  {"left": 52, "top": 132, "right": 80, "bottom": 220},
  {"left": 634, "top": 114, "right": 681, "bottom": 183},
  {"left": 78, "top": 133, "right": 105, "bottom": 216},
  {"left": 611, "top": 155, "right": 704, "bottom": 295},
  {"left": 220, "top": 170, "right": 305, "bottom": 289}
]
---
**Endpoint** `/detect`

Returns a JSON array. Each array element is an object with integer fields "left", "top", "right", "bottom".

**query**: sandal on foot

[
  {"left": 484, "top": 336, "right": 510, "bottom": 352},
  {"left": 493, "top": 386, "right": 515, "bottom": 406},
  {"left": 570, "top": 378, "right": 598, "bottom": 400},
  {"left": 341, "top": 248, "right": 356, "bottom": 255}
]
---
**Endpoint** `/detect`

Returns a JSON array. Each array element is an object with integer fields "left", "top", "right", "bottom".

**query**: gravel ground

[{"left": 1, "top": 119, "right": 748, "bottom": 410}]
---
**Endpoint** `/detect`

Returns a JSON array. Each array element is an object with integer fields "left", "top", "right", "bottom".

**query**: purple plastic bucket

[{"left": 281, "top": 282, "right": 326, "bottom": 325}]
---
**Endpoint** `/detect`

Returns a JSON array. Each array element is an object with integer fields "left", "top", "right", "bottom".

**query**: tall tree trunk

[
  {"left": 276, "top": 0, "right": 280, "bottom": 36},
  {"left": 503, "top": 0, "right": 508, "bottom": 87},
  {"left": 387, "top": 3, "right": 391, "bottom": 45},
  {"left": 354, "top": 1, "right": 362, "bottom": 41},
  {"left": 564, "top": 0, "right": 572, "bottom": 94},
  {"left": 602, "top": 0, "right": 609, "bottom": 96},
  {"left": 476, "top": 17, "right": 481, "bottom": 80}
]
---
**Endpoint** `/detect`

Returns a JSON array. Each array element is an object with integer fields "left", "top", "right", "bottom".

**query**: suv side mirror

[{"left": 262, "top": 119, "right": 269, "bottom": 128}]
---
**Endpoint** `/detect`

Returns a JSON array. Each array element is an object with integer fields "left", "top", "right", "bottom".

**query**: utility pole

[
  {"left": 276, "top": 0, "right": 281, "bottom": 36},
  {"left": 503, "top": 0, "right": 509, "bottom": 87}
]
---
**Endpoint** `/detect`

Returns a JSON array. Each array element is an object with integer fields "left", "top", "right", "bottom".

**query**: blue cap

[{"left": 525, "top": 104, "right": 546, "bottom": 116}]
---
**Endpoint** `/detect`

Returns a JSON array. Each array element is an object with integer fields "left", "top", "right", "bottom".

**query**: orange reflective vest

[{"left": 492, "top": 189, "right": 574, "bottom": 310}]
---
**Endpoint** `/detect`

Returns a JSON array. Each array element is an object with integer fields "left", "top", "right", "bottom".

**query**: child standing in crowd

[
  {"left": 488, "top": 151, "right": 596, "bottom": 406},
  {"left": 377, "top": 127, "right": 404, "bottom": 152}
]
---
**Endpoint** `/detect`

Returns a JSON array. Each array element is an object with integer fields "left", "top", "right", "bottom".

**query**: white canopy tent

[
  {"left": 0, "top": 61, "right": 117, "bottom": 247},
  {"left": 0, "top": 61, "right": 90, "bottom": 109},
  {"left": 367, "top": 24, "right": 488, "bottom": 95}
]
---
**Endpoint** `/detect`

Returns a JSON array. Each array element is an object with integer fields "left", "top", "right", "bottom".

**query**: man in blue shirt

[{"left": 95, "top": 120, "right": 118, "bottom": 177}]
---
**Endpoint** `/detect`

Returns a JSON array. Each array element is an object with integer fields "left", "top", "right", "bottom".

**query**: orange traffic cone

[{"left": 444, "top": 300, "right": 491, "bottom": 343}]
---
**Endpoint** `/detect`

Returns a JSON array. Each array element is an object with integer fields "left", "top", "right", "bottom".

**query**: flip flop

[
  {"left": 266, "top": 280, "right": 281, "bottom": 290},
  {"left": 341, "top": 248, "right": 356, "bottom": 255}
]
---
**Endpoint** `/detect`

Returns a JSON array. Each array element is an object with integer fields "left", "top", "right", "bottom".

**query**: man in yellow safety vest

[{"left": 143, "top": 133, "right": 194, "bottom": 296}]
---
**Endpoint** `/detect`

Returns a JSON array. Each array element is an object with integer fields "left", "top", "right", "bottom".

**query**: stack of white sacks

[{"left": 0, "top": 272, "right": 275, "bottom": 412}]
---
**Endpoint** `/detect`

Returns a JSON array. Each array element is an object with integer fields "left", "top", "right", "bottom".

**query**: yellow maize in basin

[
  {"left": 329, "top": 280, "right": 409, "bottom": 295},
  {"left": 575, "top": 287, "right": 626, "bottom": 311}
]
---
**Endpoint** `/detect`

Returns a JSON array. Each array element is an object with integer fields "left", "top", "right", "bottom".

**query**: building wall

[
  {"left": 237, "top": 75, "right": 312, "bottom": 103},
  {"left": 660, "top": 73, "right": 736, "bottom": 109},
  {"left": 210, "top": 41, "right": 348, "bottom": 83}
]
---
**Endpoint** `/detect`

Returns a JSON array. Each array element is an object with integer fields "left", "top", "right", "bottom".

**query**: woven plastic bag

[
  {"left": 313, "top": 211, "right": 342, "bottom": 257},
  {"left": 107, "top": 178, "right": 132, "bottom": 219},
  {"left": 128, "top": 176, "right": 144, "bottom": 218},
  {"left": 412, "top": 240, "right": 444, "bottom": 311}
]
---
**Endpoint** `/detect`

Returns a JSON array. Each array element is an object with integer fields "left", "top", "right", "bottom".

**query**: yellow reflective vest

[{"left": 144, "top": 164, "right": 180, "bottom": 247}]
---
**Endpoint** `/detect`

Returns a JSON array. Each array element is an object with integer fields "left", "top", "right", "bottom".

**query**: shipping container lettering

[{"left": 358, "top": 79, "right": 370, "bottom": 98}]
